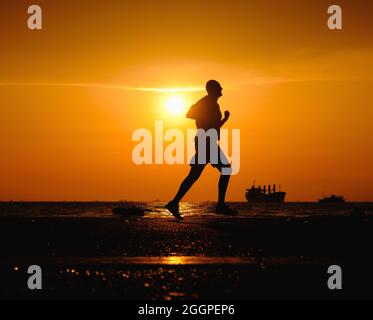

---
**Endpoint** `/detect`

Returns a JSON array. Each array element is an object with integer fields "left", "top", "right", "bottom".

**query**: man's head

[{"left": 206, "top": 80, "right": 223, "bottom": 98}]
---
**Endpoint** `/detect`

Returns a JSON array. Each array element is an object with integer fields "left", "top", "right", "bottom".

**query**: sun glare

[{"left": 166, "top": 96, "right": 186, "bottom": 116}]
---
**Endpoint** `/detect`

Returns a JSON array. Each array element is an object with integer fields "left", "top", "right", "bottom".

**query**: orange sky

[{"left": 0, "top": 0, "right": 372, "bottom": 201}]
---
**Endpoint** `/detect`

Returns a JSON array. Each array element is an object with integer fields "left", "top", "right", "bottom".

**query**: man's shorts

[{"left": 189, "top": 136, "right": 231, "bottom": 171}]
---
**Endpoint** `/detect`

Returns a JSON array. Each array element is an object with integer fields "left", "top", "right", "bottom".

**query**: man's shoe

[
  {"left": 165, "top": 201, "right": 184, "bottom": 220},
  {"left": 215, "top": 204, "right": 239, "bottom": 216}
]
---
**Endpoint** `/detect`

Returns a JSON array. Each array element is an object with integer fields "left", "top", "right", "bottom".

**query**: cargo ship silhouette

[{"left": 246, "top": 181, "right": 286, "bottom": 203}]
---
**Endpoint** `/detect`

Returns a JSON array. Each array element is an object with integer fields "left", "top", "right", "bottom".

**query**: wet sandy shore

[{"left": 1, "top": 216, "right": 372, "bottom": 299}]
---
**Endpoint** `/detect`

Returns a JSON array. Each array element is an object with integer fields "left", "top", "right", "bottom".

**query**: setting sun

[{"left": 166, "top": 96, "right": 186, "bottom": 115}]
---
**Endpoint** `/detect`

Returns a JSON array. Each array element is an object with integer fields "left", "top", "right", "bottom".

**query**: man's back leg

[{"left": 166, "top": 165, "right": 205, "bottom": 219}]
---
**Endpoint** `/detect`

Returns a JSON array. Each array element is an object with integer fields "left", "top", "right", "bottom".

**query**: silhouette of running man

[{"left": 166, "top": 80, "right": 238, "bottom": 219}]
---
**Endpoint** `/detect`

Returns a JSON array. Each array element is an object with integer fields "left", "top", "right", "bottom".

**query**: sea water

[{"left": 0, "top": 201, "right": 372, "bottom": 219}]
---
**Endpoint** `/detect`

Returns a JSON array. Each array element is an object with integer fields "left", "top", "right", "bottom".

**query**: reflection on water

[
  {"left": 162, "top": 256, "right": 186, "bottom": 265},
  {"left": 0, "top": 201, "right": 372, "bottom": 219}
]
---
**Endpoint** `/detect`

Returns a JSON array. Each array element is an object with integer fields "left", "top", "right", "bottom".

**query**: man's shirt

[{"left": 186, "top": 95, "right": 222, "bottom": 139}]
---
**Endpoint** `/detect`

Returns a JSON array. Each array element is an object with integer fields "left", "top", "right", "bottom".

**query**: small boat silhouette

[{"left": 318, "top": 195, "right": 346, "bottom": 204}]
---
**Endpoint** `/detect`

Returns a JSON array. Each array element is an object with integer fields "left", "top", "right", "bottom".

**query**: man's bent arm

[
  {"left": 220, "top": 110, "right": 230, "bottom": 127},
  {"left": 186, "top": 105, "right": 198, "bottom": 119},
  {"left": 220, "top": 118, "right": 228, "bottom": 127}
]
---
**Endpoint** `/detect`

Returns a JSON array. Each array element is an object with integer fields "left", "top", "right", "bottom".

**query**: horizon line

[{"left": 0, "top": 200, "right": 372, "bottom": 203}]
